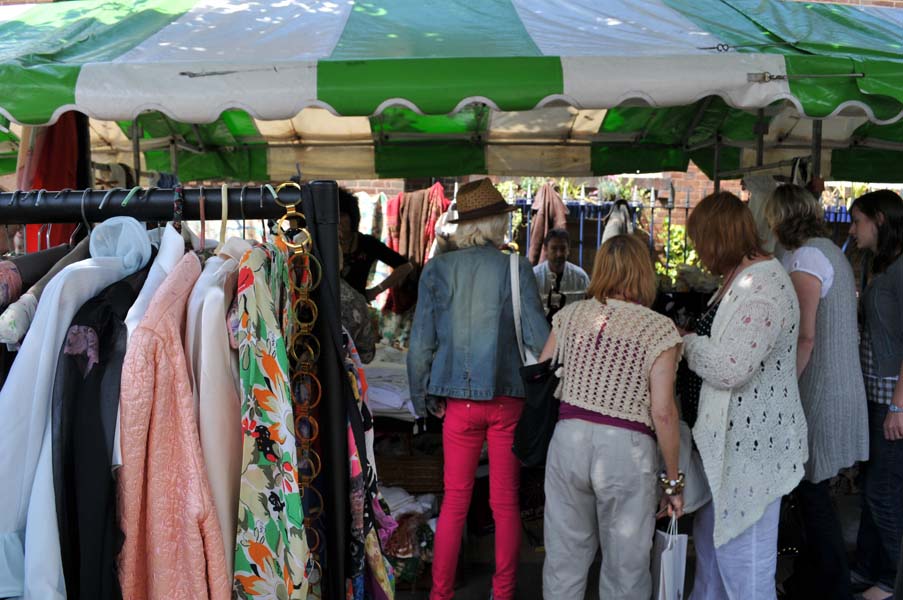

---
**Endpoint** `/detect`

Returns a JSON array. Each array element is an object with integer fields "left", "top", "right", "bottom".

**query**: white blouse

[
  {"left": 781, "top": 246, "right": 834, "bottom": 298},
  {"left": 184, "top": 237, "right": 251, "bottom": 575}
]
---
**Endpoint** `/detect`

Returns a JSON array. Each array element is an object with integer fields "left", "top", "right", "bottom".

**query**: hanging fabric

[
  {"left": 18, "top": 113, "right": 81, "bottom": 252},
  {"left": 384, "top": 183, "right": 449, "bottom": 315},
  {"left": 527, "top": 183, "right": 568, "bottom": 266},
  {"left": 117, "top": 252, "right": 231, "bottom": 600},
  {"left": 51, "top": 249, "right": 155, "bottom": 600},
  {"left": 184, "top": 237, "right": 252, "bottom": 575},
  {"left": 234, "top": 243, "right": 311, "bottom": 599},
  {"left": 0, "top": 216, "right": 151, "bottom": 600},
  {"left": 344, "top": 333, "right": 396, "bottom": 599},
  {"left": 0, "top": 238, "right": 90, "bottom": 345}
]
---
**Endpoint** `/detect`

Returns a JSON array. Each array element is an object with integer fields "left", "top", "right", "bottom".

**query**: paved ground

[{"left": 396, "top": 492, "right": 862, "bottom": 600}]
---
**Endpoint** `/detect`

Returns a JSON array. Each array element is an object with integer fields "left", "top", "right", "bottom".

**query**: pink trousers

[{"left": 430, "top": 396, "right": 523, "bottom": 600}]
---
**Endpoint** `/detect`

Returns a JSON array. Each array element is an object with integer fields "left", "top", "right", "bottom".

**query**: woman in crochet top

[
  {"left": 682, "top": 192, "right": 806, "bottom": 600},
  {"left": 538, "top": 234, "right": 683, "bottom": 599}
]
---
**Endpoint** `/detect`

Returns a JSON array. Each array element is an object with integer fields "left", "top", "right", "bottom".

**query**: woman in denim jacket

[
  {"left": 847, "top": 190, "right": 903, "bottom": 600},
  {"left": 407, "top": 178, "right": 549, "bottom": 600}
]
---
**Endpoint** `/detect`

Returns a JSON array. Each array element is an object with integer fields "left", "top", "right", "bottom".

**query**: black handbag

[
  {"left": 777, "top": 492, "right": 806, "bottom": 558},
  {"left": 513, "top": 359, "right": 560, "bottom": 467},
  {"left": 508, "top": 252, "right": 560, "bottom": 466}
]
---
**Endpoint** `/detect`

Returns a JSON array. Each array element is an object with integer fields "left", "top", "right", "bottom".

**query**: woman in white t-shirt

[{"left": 765, "top": 184, "right": 868, "bottom": 600}]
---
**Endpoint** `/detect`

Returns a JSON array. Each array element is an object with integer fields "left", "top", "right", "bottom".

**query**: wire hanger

[
  {"left": 259, "top": 184, "right": 278, "bottom": 243},
  {"left": 71, "top": 188, "right": 93, "bottom": 246},
  {"left": 172, "top": 185, "right": 185, "bottom": 234},
  {"left": 215, "top": 183, "right": 229, "bottom": 253},
  {"left": 197, "top": 184, "right": 207, "bottom": 254},
  {"left": 239, "top": 185, "right": 248, "bottom": 240}
]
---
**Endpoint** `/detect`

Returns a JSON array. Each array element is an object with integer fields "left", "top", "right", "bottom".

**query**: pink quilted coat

[{"left": 117, "top": 253, "right": 231, "bottom": 600}]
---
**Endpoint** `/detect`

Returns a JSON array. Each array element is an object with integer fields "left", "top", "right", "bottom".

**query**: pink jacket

[{"left": 117, "top": 253, "right": 231, "bottom": 600}]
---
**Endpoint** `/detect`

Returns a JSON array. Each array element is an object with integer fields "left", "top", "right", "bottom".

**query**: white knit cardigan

[{"left": 684, "top": 259, "right": 807, "bottom": 547}]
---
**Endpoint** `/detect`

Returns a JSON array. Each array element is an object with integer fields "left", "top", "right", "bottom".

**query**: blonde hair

[
  {"left": 763, "top": 184, "right": 826, "bottom": 250},
  {"left": 453, "top": 213, "right": 509, "bottom": 249},
  {"left": 586, "top": 234, "right": 657, "bottom": 307}
]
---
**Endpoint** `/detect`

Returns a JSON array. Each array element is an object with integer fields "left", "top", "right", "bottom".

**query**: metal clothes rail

[{"left": 0, "top": 181, "right": 349, "bottom": 600}]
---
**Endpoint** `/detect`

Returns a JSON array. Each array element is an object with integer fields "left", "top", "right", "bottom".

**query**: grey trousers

[{"left": 542, "top": 419, "right": 659, "bottom": 599}]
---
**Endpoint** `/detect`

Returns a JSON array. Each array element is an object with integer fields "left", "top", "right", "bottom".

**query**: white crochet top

[
  {"left": 552, "top": 298, "right": 682, "bottom": 428},
  {"left": 684, "top": 259, "right": 807, "bottom": 547}
]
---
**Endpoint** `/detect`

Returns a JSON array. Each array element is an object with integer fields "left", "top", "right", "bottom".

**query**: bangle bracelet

[{"left": 657, "top": 470, "right": 685, "bottom": 496}]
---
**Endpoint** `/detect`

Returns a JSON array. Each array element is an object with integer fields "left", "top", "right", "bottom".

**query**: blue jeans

[
  {"left": 854, "top": 402, "right": 903, "bottom": 592},
  {"left": 787, "top": 480, "right": 852, "bottom": 600}
]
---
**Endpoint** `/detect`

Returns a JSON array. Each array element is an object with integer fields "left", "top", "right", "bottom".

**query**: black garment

[
  {"left": 10, "top": 244, "right": 71, "bottom": 289},
  {"left": 784, "top": 479, "right": 853, "bottom": 600},
  {"left": 0, "top": 346, "right": 15, "bottom": 389},
  {"left": 341, "top": 233, "right": 406, "bottom": 295},
  {"left": 545, "top": 270, "right": 565, "bottom": 325},
  {"left": 676, "top": 301, "right": 719, "bottom": 428},
  {"left": 51, "top": 254, "right": 152, "bottom": 600}
]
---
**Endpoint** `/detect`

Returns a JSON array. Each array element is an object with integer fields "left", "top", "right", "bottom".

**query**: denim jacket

[
  {"left": 407, "top": 245, "right": 550, "bottom": 416},
  {"left": 863, "top": 253, "right": 903, "bottom": 378}
]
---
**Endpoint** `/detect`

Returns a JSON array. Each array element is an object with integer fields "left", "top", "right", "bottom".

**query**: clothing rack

[
  {"left": 0, "top": 185, "right": 324, "bottom": 224},
  {"left": 0, "top": 181, "right": 349, "bottom": 600}
]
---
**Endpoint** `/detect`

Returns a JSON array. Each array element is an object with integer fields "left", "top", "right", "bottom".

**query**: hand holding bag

[
  {"left": 651, "top": 514, "right": 688, "bottom": 600},
  {"left": 510, "top": 253, "right": 559, "bottom": 467},
  {"left": 659, "top": 420, "right": 711, "bottom": 514}
]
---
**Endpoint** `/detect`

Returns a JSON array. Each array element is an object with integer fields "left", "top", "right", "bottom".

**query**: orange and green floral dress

[{"left": 234, "top": 244, "right": 311, "bottom": 599}]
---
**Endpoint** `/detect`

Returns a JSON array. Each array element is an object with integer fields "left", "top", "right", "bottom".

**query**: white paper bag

[{"left": 652, "top": 515, "right": 688, "bottom": 600}]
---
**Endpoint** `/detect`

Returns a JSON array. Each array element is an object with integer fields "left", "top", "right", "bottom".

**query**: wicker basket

[{"left": 376, "top": 454, "right": 444, "bottom": 493}]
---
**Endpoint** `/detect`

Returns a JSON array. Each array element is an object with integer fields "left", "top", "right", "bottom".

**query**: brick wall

[
  {"left": 336, "top": 178, "right": 404, "bottom": 199},
  {"left": 633, "top": 164, "right": 745, "bottom": 226}
]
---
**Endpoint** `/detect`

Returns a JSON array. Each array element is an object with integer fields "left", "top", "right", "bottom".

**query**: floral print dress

[
  {"left": 345, "top": 333, "right": 396, "bottom": 600},
  {"left": 234, "top": 244, "right": 311, "bottom": 599}
]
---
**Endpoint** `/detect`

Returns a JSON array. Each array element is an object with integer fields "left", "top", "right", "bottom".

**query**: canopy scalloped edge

[{"left": 5, "top": 94, "right": 903, "bottom": 130}]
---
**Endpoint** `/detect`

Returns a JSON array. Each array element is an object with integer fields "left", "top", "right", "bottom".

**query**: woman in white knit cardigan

[{"left": 683, "top": 192, "right": 807, "bottom": 600}]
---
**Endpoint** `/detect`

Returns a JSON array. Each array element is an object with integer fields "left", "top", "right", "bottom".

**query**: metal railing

[{"left": 512, "top": 198, "right": 854, "bottom": 270}]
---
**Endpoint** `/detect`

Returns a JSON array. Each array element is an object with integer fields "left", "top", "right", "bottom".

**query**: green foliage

[
  {"left": 495, "top": 180, "right": 525, "bottom": 239},
  {"left": 655, "top": 220, "right": 698, "bottom": 284}
]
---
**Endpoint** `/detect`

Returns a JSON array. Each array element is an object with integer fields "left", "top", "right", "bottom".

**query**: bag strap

[
  {"left": 510, "top": 252, "right": 537, "bottom": 366},
  {"left": 666, "top": 513, "right": 679, "bottom": 549}
]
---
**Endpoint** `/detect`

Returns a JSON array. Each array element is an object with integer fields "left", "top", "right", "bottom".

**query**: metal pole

[
  {"left": 811, "top": 119, "right": 823, "bottom": 180},
  {"left": 0, "top": 186, "right": 303, "bottom": 223},
  {"left": 713, "top": 135, "right": 722, "bottom": 194},
  {"left": 648, "top": 188, "right": 656, "bottom": 251},
  {"left": 756, "top": 109, "right": 766, "bottom": 167},
  {"left": 301, "top": 180, "right": 348, "bottom": 600},
  {"left": 684, "top": 190, "right": 691, "bottom": 258},
  {"left": 170, "top": 139, "right": 179, "bottom": 177},
  {"left": 578, "top": 201, "right": 585, "bottom": 269},
  {"left": 131, "top": 122, "right": 142, "bottom": 184},
  {"left": 596, "top": 204, "right": 603, "bottom": 250},
  {"left": 665, "top": 182, "right": 674, "bottom": 271}
]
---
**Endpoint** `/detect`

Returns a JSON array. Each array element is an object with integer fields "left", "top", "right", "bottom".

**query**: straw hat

[{"left": 447, "top": 178, "right": 517, "bottom": 223}]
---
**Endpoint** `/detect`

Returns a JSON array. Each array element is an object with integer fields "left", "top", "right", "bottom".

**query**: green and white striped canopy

[{"left": 3, "top": 0, "right": 903, "bottom": 181}]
